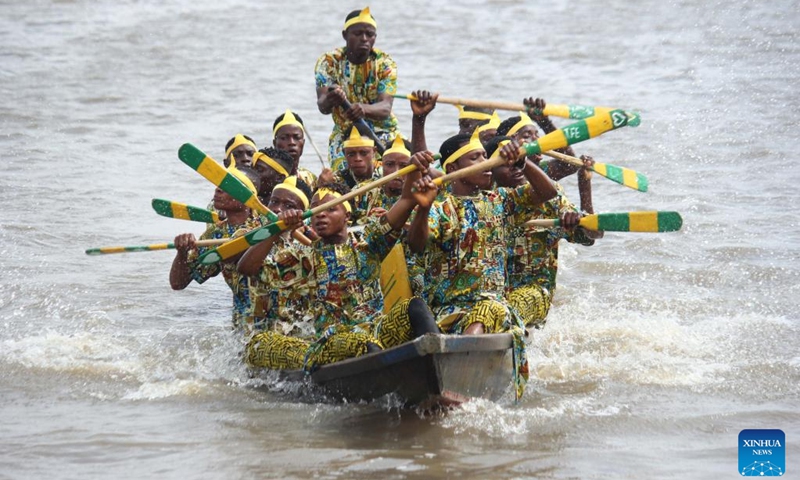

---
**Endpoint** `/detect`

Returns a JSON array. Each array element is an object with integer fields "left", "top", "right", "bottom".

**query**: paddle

[
  {"left": 197, "top": 163, "right": 420, "bottom": 264},
  {"left": 526, "top": 211, "right": 683, "bottom": 232},
  {"left": 301, "top": 124, "right": 328, "bottom": 169},
  {"left": 197, "top": 108, "right": 630, "bottom": 265},
  {"left": 330, "top": 85, "right": 386, "bottom": 155},
  {"left": 151, "top": 199, "right": 220, "bottom": 223},
  {"left": 85, "top": 238, "right": 227, "bottom": 255},
  {"left": 177, "top": 143, "right": 311, "bottom": 246},
  {"left": 394, "top": 93, "right": 641, "bottom": 127},
  {"left": 541, "top": 151, "right": 648, "bottom": 192}
]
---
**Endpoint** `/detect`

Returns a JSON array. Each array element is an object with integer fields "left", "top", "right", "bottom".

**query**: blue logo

[{"left": 739, "top": 429, "right": 785, "bottom": 476}]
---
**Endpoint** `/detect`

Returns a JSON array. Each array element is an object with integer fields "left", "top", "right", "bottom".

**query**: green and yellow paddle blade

[
  {"left": 85, "top": 238, "right": 226, "bottom": 255},
  {"left": 177, "top": 143, "right": 274, "bottom": 220},
  {"left": 591, "top": 162, "right": 648, "bottom": 192},
  {"left": 197, "top": 221, "right": 287, "bottom": 265},
  {"left": 393, "top": 93, "right": 641, "bottom": 127},
  {"left": 521, "top": 108, "right": 630, "bottom": 157},
  {"left": 526, "top": 211, "right": 683, "bottom": 232},
  {"left": 151, "top": 199, "right": 220, "bottom": 223}
]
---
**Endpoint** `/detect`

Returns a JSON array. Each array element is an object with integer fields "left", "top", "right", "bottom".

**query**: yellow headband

[
  {"left": 343, "top": 7, "right": 377, "bottom": 31},
  {"left": 272, "top": 109, "right": 304, "bottom": 139},
  {"left": 456, "top": 105, "right": 493, "bottom": 121},
  {"left": 476, "top": 111, "right": 501, "bottom": 134},
  {"left": 226, "top": 167, "right": 258, "bottom": 195},
  {"left": 342, "top": 126, "right": 375, "bottom": 149},
  {"left": 272, "top": 176, "right": 309, "bottom": 209},
  {"left": 506, "top": 111, "right": 535, "bottom": 137},
  {"left": 225, "top": 134, "right": 257, "bottom": 163},
  {"left": 382, "top": 135, "right": 410, "bottom": 158},
  {"left": 253, "top": 151, "right": 289, "bottom": 177},
  {"left": 442, "top": 130, "right": 485, "bottom": 169},
  {"left": 315, "top": 188, "right": 352, "bottom": 213},
  {"left": 489, "top": 139, "right": 512, "bottom": 161}
]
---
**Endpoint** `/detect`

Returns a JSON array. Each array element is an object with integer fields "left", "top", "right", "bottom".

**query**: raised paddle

[
  {"left": 541, "top": 151, "right": 649, "bottom": 192},
  {"left": 394, "top": 93, "right": 641, "bottom": 127},
  {"left": 525, "top": 211, "right": 683, "bottom": 232},
  {"left": 151, "top": 199, "right": 220, "bottom": 223},
  {"left": 197, "top": 163, "right": 420, "bottom": 264},
  {"left": 198, "top": 108, "right": 630, "bottom": 265},
  {"left": 177, "top": 143, "right": 311, "bottom": 246},
  {"left": 330, "top": 85, "right": 386, "bottom": 155},
  {"left": 85, "top": 238, "right": 227, "bottom": 255}
]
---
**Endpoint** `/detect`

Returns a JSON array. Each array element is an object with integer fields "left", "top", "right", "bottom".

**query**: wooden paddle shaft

[
  {"left": 542, "top": 150, "right": 584, "bottom": 167},
  {"left": 435, "top": 96, "right": 526, "bottom": 112},
  {"left": 196, "top": 239, "right": 228, "bottom": 247},
  {"left": 307, "top": 164, "right": 418, "bottom": 217}
]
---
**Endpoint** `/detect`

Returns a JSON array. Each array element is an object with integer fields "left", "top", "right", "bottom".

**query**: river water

[{"left": 1, "top": 0, "right": 798, "bottom": 478}]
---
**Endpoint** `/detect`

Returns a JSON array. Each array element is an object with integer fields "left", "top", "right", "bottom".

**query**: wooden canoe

[{"left": 267, "top": 330, "right": 524, "bottom": 409}]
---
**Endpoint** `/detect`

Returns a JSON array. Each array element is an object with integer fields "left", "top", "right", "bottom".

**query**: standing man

[{"left": 315, "top": 7, "right": 400, "bottom": 174}]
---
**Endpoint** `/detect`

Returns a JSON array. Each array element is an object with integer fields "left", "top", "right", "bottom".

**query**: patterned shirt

[
  {"left": 248, "top": 234, "right": 315, "bottom": 339},
  {"left": 264, "top": 218, "right": 399, "bottom": 335},
  {"left": 188, "top": 216, "right": 262, "bottom": 331},
  {"left": 505, "top": 183, "right": 593, "bottom": 292},
  {"left": 419, "top": 185, "right": 542, "bottom": 324},
  {"left": 314, "top": 47, "right": 400, "bottom": 171}
]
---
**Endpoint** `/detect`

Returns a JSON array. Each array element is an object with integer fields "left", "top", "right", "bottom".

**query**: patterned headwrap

[
  {"left": 506, "top": 111, "right": 535, "bottom": 136},
  {"left": 382, "top": 135, "right": 410, "bottom": 158},
  {"left": 252, "top": 151, "right": 289, "bottom": 177},
  {"left": 342, "top": 126, "right": 374, "bottom": 149},
  {"left": 225, "top": 134, "right": 257, "bottom": 166},
  {"left": 476, "top": 111, "right": 501, "bottom": 135},
  {"left": 456, "top": 105, "right": 493, "bottom": 121},
  {"left": 343, "top": 7, "right": 377, "bottom": 31},
  {"left": 272, "top": 109, "right": 304, "bottom": 139},
  {"left": 226, "top": 167, "right": 258, "bottom": 195},
  {"left": 441, "top": 129, "right": 485, "bottom": 169},
  {"left": 272, "top": 176, "right": 309, "bottom": 210},
  {"left": 314, "top": 188, "right": 352, "bottom": 213}
]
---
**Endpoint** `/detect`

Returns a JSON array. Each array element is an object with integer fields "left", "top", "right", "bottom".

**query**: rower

[
  {"left": 332, "top": 126, "right": 381, "bottom": 188},
  {"left": 223, "top": 133, "right": 257, "bottom": 168},
  {"left": 238, "top": 176, "right": 316, "bottom": 336},
  {"left": 350, "top": 134, "right": 411, "bottom": 226},
  {"left": 271, "top": 109, "right": 321, "bottom": 190},
  {"left": 487, "top": 136, "right": 602, "bottom": 328},
  {"left": 315, "top": 7, "right": 400, "bottom": 174},
  {"left": 252, "top": 147, "right": 293, "bottom": 204},
  {"left": 169, "top": 167, "right": 263, "bottom": 332},
  {"left": 456, "top": 105, "right": 494, "bottom": 136}
]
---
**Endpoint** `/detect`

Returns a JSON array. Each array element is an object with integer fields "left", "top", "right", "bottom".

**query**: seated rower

[
  {"left": 328, "top": 126, "right": 381, "bottom": 188},
  {"left": 240, "top": 173, "right": 437, "bottom": 371},
  {"left": 170, "top": 167, "right": 263, "bottom": 332},
  {"left": 223, "top": 134, "right": 257, "bottom": 168},
  {"left": 456, "top": 105, "right": 494, "bottom": 136},
  {"left": 350, "top": 134, "right": 411, "bottom": 226},
  {"left": 487, "top": 136, "right": 602, "bottom": 328},
  {"left": 271, "top": 109, "right": 322, "bottom": 190},
  {"left": 239, "top": 176, "right": 316, "bottom": 336},
  {"left": 252, "top": 147, "right": 293, "bottom": 205}
]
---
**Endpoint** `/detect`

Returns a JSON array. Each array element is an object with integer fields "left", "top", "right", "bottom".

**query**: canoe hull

[{"left": 271, "top": 332, "right": 516, "bottom": 408}]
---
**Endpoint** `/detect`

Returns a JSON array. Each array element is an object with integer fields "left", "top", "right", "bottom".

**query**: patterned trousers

[
  {"left": 245, "top": 298, "right": 417, "bottom": 371},
  {"left": 507, "top": 284, "right": 552, "bottom": 328}
]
